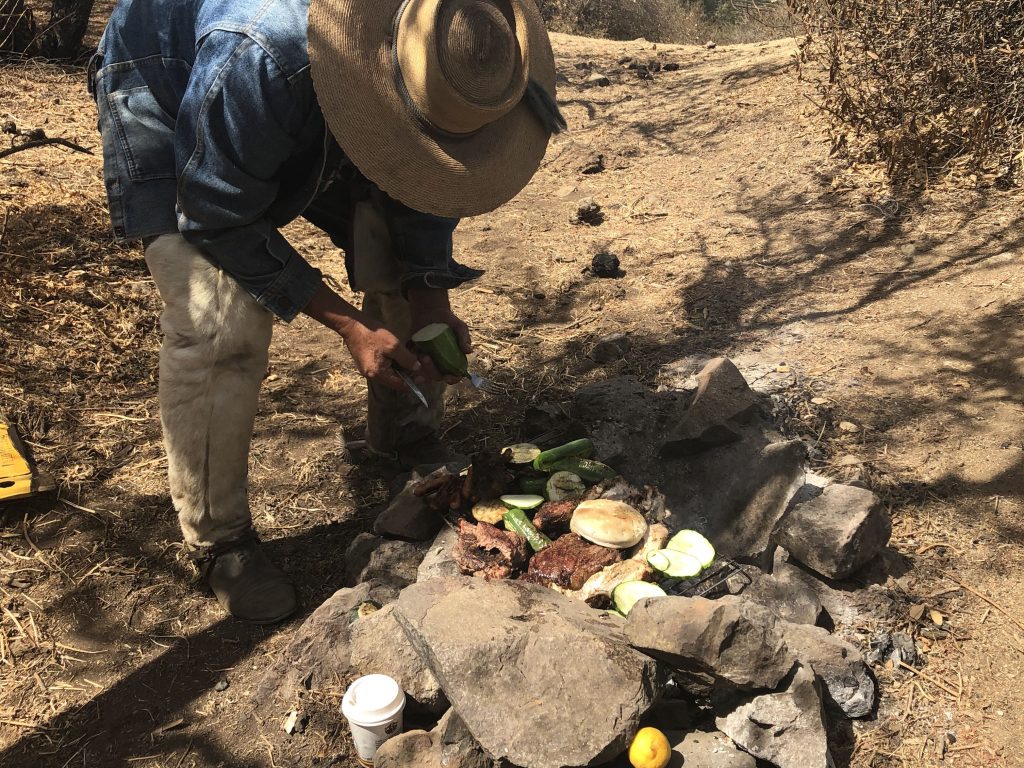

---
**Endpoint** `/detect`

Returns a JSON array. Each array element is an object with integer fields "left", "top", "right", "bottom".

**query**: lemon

[{"left": 628, "top": 727, "right": 671, "bottom": 768}]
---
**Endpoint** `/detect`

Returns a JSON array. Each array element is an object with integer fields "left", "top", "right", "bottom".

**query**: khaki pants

[{"left": 146, "top": 202, "right": 443, "bottom": 546}]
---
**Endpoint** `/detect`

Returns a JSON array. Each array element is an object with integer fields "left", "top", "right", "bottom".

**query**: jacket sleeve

[
  {"left": 175, "top": 31, "right": 322, "bottom": 321},
  {"left": 380, "top": 195, "right": 484, "bottom": 292}
]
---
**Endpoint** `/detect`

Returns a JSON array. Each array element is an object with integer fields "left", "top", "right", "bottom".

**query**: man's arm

[{"left": 173, "top": 32, "right": 417, "bottom": 388}]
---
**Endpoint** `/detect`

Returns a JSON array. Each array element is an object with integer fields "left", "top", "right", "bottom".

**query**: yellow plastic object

[{"left": 0, "top": 414, "right": 34, "bottom": 502}]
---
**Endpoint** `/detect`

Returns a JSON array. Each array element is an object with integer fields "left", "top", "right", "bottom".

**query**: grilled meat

[
  {"left": 524, "top": 533, "right": 621, "bottom": 591},
  {"left": 533, "top": 500, "right": 577, "bottom": 536},
  {"left": 451, "top": 519, "right": 530, "bottom": 580}
]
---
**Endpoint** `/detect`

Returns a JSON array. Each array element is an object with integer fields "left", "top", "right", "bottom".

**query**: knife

[{"left": 394, "top": 367, "right": 429, "bottom": 408}]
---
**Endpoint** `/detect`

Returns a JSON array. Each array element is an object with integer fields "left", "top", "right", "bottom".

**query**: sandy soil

[{"left": 1, "top": 25, "right": 1023, "bottom": 768}]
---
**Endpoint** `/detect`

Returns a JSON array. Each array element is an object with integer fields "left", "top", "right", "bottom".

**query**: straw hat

[{"left": 308, "top": 0, "right": 563, "bottom": 218}]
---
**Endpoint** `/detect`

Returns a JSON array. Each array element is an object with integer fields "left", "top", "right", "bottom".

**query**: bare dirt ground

[{"left": 2, "top": 22, "right": 1024, "bottom": 768}]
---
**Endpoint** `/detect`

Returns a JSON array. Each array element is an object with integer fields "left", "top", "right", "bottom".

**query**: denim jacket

[{"left": 91, "top": 0, "right": 480, "bottom": 321}]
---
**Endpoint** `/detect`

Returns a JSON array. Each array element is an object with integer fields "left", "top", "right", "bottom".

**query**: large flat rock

[
  {"left": 625, "top": 595, "right": 796, "bottom": 691},
  {"left": 716, "top": 664, "right": 833, "bottom": 768},
  {"left": 395, "top": 577, "right": 664, "bottom": 768},
  {"left": 778, "top": 484, "right": 891, "bottom": 579}
]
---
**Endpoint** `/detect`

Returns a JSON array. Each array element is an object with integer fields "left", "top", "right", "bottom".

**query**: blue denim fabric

[{"left": 92, "top": 0, "right": 478, "bottom": 321}]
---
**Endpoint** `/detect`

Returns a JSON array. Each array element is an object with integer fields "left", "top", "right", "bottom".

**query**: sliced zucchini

[
  {"left": 472, "top": 499, "right": 509, "bottom": 525},
  {"left": 502, "top": 443, "right": 541, "bottom": 465},
  {"left": 612, "top": 580, "right": 667, "bottom": 616},
  {"left": 500, "top": 494, "right": 545, "bottom": 510},
  {"left": 411, "top": 323, "right": 468, "bottom": 378},
  {"left": 647, "top": 549, "right": 703, "bottom": 579},
  {"left": 518, "top": 477, "right": 549, "bottom": 497},
  {"left": 532, "top": 438, "right": 595, "bottom": 471},
  {"left": 546, "top": 471, "right": 586, "bottom": 502},
  {"left": 666, "top": 530, "right": 716, "bottom": 568},
  {"left": 503, "top": 507, "right": 552, "bottom": 552}
]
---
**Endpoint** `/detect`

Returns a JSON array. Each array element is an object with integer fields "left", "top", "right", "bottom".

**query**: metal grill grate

[{"left": 658, "top": 558, "right": 751, "bottom": 599}]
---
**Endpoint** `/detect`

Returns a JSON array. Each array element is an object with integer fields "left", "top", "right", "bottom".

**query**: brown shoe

[{"left": 189, "top": 534, "right": 297, "bottom": 624}]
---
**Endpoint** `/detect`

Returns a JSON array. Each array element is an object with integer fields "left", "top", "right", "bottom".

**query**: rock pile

[{"left": 256, "top": 357, "right": 896, "bottom": 768}]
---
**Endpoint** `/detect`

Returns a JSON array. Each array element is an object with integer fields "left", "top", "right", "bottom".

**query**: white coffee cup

[{"left": 341, "top": 674, "right": 407, "bottom": 766}]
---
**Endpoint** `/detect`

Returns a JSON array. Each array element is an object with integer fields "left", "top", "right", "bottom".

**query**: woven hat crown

[{"left": 397, "top": 0, "right": 529, "bottom": 135}]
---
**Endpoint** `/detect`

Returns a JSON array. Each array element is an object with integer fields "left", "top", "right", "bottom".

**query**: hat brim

[{"left": 308, "top": 0, "right": 556, "bottom": 219}]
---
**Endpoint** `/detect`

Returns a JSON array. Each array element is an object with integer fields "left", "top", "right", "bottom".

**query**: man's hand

[
  {"left": 342, "top": 319, "right": 421, "bottom": 390},
  {"left": 408, "top": 287, "right": 472, "bottom": 384},
  {"left": 302, "top": 282, "right": 420, "bottom": 391}
]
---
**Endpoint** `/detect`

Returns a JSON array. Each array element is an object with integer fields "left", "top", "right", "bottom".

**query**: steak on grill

[
  {"left": 451, "top": 519, "right": 530, "bottom": 580},
  {"left": 533, "top": 500, "right": 576, "bottom": 536},
  {"left": 525, "top": 533, "right": 621, "bottom": 591}
]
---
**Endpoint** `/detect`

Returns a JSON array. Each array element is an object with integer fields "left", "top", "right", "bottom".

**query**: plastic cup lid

[{"left": 342, "top": 674, "right": 405, "bottom": 723}]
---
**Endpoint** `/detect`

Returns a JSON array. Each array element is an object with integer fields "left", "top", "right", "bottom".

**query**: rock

[
  {"left": 888, "top": 631, "right": 917, "bottom": 666},
  {"left": 660, "top": 358, "right": 760, "bottom": 457},
  {"left": 716, "top": 665, "right": 832, "bottom": 768},
  {"left": 742, "top": 562, "right": 824, "bottom": 626},
  {"left": 375, "top": 709, "right": 495, "bottom": 768},
  {"left": 350, "top": 604, "right": 448, "bottom": 714},
  {"left": 356, "top": 539, "right": 426, "bottom": 592},
  {"left": 254, "top": 583, "right": 370, "bottom": 708},
  {"left": 778, "top": 484, "right": 892, "bottom": 579},
  {"left": 573, "top": 376, "right": 687, "bottom": 486},
  {"left": 590, "top": 333, "right": 632, "bottom": 363},
  {"left": 417, "top": 525, "right": 461, "bottom": 582},
  {"left": 667, "top": 730, "right": 756, "bottom": 768},
  {"left": 664, "top": 438, "right": 807, "bottom": 560},
  {"left": 375, "top": 729, "right": 436, "bottom": 768},
  {"left": 374, "top": 474, "right": 445, "bottom": 541},
  {"left": 572, "top": 198, "right": 604, "bottom": 225},
  {"left": 581, "top": 153, "right": 605, "bottom": 174},
  {"left": 778, "top": 620, "right": 876, "bottom": 719},
  {"left": 435, "top": 708, "right": 495, "bottom": 768},
  {"left": 626, "top": 595, "right": 796, "bottom": 691},
  {"left": 590, "top": 250, "right": 622, "bottom": 278},
  {"left": 706, "top": 40, "right": 718, "bottom": 49},
  {"left": 395, "top": 577, "right": 663, "bottom": 768},
  {"left": 344, "top": 532, "right": 382, "bottom": 586},
  {"left": 787, "top": 470, "right": 831, "bottom": 508},
  {"left": 586, "top": 72, "right": 611, "bottom": 87}
]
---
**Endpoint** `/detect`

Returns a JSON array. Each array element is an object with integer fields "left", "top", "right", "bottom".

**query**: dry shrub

[
  {"left": 538, "top": 0, "right": 693, "bottom": 42},
  {"left": 789, "top": 0, "right": 1024, "bottom": 187}
]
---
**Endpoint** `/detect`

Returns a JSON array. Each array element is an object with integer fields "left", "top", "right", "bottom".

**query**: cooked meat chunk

[
  {"left": 533, "top": 500, "right": 577, "bottom": 536},
  {"left": 451, "top": 520, "right": 530, "bottom": 580},
  {"left": 525, "top": 533, "right": 621, "bottom": 590}
]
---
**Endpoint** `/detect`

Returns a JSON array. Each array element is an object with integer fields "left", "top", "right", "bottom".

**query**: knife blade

[{"left": 395, "top": 367, "right": 429, "bottom": 408}]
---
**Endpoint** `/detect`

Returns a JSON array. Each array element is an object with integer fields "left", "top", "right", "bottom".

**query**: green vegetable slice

[
  {"left": 546, "top": 471, "right": 586, "bottom": 502},
  {"left": 411, "top": 323, "right": 468, "bottom": 378},
  {"left": 532, "top": 438, "right": 595, "bottom": 471},
  {"left": 502, "top": 443, "right": 541, "bottom": 464},
  {"left": 612, "top": 581, "right": 667, "bottom": 616},
  {"left": 548, "top": 457, "right": 617, "bottom": 483},
  {"left": 472, "top": 499, "right": 508, "bottom": 525},
  {"left": 518, "top": 477, "right": 549, "bottom": 497},
  {"left": 503, "top": 507, "right": 552, "bottom": 552},
  {"left": 666, "top": 530, "right": 716, "bottom": 568},
  {"left": 500, "top": 494, "right": 545, "bottom": 510},
  {"left": 647, "top": 549, "right": 704, "bottom": 579}
]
